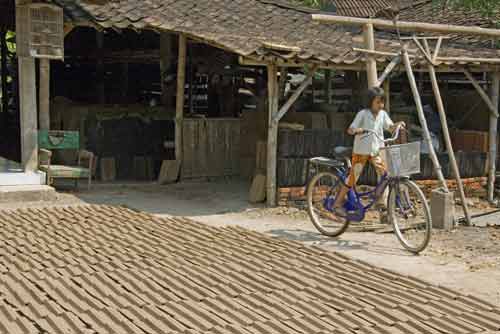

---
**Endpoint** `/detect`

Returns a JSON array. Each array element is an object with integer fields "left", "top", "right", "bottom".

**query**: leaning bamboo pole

[
  {"left": 402, "top": 48, "right": 448, "bottom": 191},
  {"left": 427, "top": 62, "right": 471, "bottom": 225}
]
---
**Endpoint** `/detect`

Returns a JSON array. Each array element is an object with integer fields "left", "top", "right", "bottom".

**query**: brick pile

[
  {"left": 415, "top": 177, "right": 487, "bottom": 197},
  {"left": 279, "top": 177, "right": 488, "bottom": 207},
  {"left": 0, "top": 205, "right": 499, "bottom": 333}
]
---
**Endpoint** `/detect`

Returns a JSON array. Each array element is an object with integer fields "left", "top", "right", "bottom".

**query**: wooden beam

[
  {"left": 267, "top": 64, "right": 279, "bottom": 207},
  {"left": 18, "top": 57, "right": 38, "bottom": 171},
  {"left": 383, "top": 79, "right": 390, "bottom": 113},
  {"left": 463, "top": 69, "right": 499, "bottom": 117},
  {"left": 160, "top": 32, "right": 173, "bottom": 107},
  {"left": 428, "top": 62, "right": 471, "bottom": 224},
  {"left": 488, "top": 73, "right": 500, "bottom": 203},
  {"left": 96, "top": 30, "right": 105, "bottom": 104},
  {"left": 274, "top": 66, "right": 317, "bottom": 122},
  {"left": 376, "top": 55, "right": 401, "bottom": 87},
  {"left": 278, "top": 67, "right": 288, "bottom": 99},
  {"left": 363, "top": 24, "right": 378, "bottom": 88},
  {"left": 402, "top": 48, "right": 448, "bottom": 190},
  {"left": 39, "top": 58, "right": 50, "bottom": 130},
  {"left": 325, "top": 69, "right": 333, "bottom": 104},
  {"left": 313, "top": 14, "right": 500, "bottom": 38},
  {"left": 175, "top": 34, "right": 187, "bottom": 164}
]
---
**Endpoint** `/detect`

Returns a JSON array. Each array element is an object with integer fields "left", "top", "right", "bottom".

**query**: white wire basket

[{"left": 380, "top": 142, "right": 421, "bottom": 177}]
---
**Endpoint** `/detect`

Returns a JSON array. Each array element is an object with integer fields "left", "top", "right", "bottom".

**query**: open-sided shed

[{"left": 5, "top": 0, "right": 500, "bottom": 215}]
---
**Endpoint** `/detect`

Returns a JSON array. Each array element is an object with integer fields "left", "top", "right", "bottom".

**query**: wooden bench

[{"left": 38, "top": 130, "right": 95, "bottom": 189}]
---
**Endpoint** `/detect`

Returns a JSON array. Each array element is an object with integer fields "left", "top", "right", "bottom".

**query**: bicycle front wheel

[
  {"left": 388, "top": 179, "right": 432, "bottom": 254},
  {"left": 307, "top": 172, "right": 350, "bottom": 237}
]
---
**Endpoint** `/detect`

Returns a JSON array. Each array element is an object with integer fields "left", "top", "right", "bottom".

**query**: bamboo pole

[
  {"left": 488, "top": 73, "right": 500, "bottom": 203},
  {"left": 464, "top": 69, "right": 499, "bottom": 117},
  {"left": 175, "top": 34, "right": 187, "bottom": 164},
  {"left": 421, "top": 39, "right": 470, "bottom": 222},
  {"left": 39, "top": 58, "right": 50, "bottom": 130},
  {"left": 377, "top": 55, "right": 401, "bottom": 87},
  {"left": 313, "top": 15, "right": 500, "bottom": 38},
  {"left": 402, "top": 48, "right": 448, "bottom": 191},
  {"left": 267, "top": 64, "right": 279, "bottom": 206},
  {"left": 427, "top": 61, "right": 471, "bottom": 224},
  {"left": 363, "top": 24, "right": 378, "bottom": 88}
]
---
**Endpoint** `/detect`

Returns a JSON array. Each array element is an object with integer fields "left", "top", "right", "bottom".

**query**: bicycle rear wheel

[
  {"left": 307, "top": 172, "right": 350, "bottom": 237},
  {"left": 388, "top": 179, "right": 432, "bottom": 254}
]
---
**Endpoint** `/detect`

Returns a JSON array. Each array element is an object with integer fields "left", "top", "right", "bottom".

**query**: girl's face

[{"left": 371, "top": 96, "right": 385, "bottom": 113}]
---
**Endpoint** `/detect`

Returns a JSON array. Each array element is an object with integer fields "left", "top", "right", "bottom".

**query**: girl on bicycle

[{"left": 333, "top": 87, "right": 405, "bottom": 216}]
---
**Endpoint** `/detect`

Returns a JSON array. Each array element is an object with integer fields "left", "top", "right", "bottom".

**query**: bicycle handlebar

[{"left": 360, "top": 124, "right": 403, "bottom": 143}]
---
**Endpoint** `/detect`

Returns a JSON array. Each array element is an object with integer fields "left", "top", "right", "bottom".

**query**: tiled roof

[
  {"left": 329, "top": 0, "right": 392, "bottom": 18},
  {"left": 327, "top": 0, "right": 418, "bottom": 18},
  {"left": 380, "top": 0, "right": 500, "bottom": 47},
  {"left": 51, "top": 0, "right": 500, "bottom": 66},
  {"left": 1, "top": 204, "right": 500, "bottom": 333}
]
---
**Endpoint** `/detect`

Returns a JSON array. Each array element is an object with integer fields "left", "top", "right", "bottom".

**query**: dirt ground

[{"left": 2, "top": 179, "right": 500, "bottom": 305}]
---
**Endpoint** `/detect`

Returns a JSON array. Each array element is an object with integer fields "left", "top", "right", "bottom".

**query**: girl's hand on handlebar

[{"left": 348, "top": 128, "right": 365, "bottom": 135}]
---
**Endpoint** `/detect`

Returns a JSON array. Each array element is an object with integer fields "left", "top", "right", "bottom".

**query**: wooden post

[
  {"left": 96, "top": 31, "right": 105, "bottom": 104},
  {"left": 363, "top": 23, "right": 378, "bottom": 88},
  {"left": 121, "top": 62, "right": 129, "bottom": 102},
  {"left": 383, "top": 79, "right": 390, "bottom": 113},
  {"left": 175, "top": 34, "right": 187, "bottom": 164},
  {"left": 267, "top": 64, "right": 279, "bottom": 206},
  {"left": 489, "top": 73, "right": 500, "bottom": 203},
  {"left": 279, "top": 67, "right": 288, "bottom": 99},
  {"left": 1, "top": 28, "right": 8, "bottom": 114},
  {"left": 324, "top": 69, "right": 332, "bottom": 104},
  {"left": 18, "top": 56, "right": 38, "bottom": 171},
  {"left": 402, "top": 49, "right": 448, "bottom": 190},
  {"left": 39, "top": 58, "right": 50, "bottom": 130},
  {"left": 428, "top": 64, "right": 471, "bottom": 224},
  {"left": 160, "top": 32, "right": 172, "bottom": 107}
]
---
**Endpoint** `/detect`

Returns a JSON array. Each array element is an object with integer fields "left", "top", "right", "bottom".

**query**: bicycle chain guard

[{"left": 344, "top": 189, "right": 365, "bottom": 222}]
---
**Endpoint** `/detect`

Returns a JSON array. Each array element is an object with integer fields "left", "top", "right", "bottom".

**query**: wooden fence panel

[{"left": 182, "top": 118, "right": 240, "bottom": 179}]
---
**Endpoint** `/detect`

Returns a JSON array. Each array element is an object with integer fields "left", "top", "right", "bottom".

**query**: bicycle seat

[
  {"left": 309, "top": 157, "right": 344, "bottom": 167},
  {"left": 334, "top": 146, "right": 352, "bottom": 157}
]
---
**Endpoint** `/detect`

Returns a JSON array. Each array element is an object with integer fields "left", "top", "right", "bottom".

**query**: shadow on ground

[{"left": 57, "top": 179, "right": 260, "bottom": 217}]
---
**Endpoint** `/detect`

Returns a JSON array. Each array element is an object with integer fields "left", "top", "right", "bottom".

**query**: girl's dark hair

[{"left": 367, "top": 87, "right": 385, "bottom": 108}]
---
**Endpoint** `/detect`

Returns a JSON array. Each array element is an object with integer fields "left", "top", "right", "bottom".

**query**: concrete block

[
  {"left": 158, "top": 160, "right": 180, "bottom": 184},
  {"left": 431, "top": 188, "right": 455, "bottom": 230},
  {"left": 0, "top": 185, "right": 57, "bottom": 203}
]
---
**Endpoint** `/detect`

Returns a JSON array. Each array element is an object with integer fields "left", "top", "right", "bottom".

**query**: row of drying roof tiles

[
  {"left": 45, "top": 0, "right": 500, "bottom": 66},
  {"left": 0, "top": 204, "right": 500, "bottom": 333}
]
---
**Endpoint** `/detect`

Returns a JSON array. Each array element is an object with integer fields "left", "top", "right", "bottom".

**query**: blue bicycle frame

[{"left": 324, "top": 165, "right": 391, "bottom": 222}]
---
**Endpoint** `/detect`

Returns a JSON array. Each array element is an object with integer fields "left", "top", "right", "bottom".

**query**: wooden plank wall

[
  {"left": 277, "top": 129, "right": 489, "bottom": 187},
  {"left": 182, "top": 118, "right": 240, "bottom": 179}
]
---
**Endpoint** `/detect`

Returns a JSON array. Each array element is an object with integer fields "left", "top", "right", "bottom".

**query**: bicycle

[{"left": 306, "top": 126, "right": 432, "bottom": 254}]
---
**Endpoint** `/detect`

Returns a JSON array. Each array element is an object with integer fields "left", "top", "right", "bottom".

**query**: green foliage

[{"left": 443, "top": 0, "right": 499, "bottom": 14}]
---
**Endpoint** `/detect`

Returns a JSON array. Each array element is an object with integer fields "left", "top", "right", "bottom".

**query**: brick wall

[{"left": 278, "top": 177, "right": 487, "bottom": 207}]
